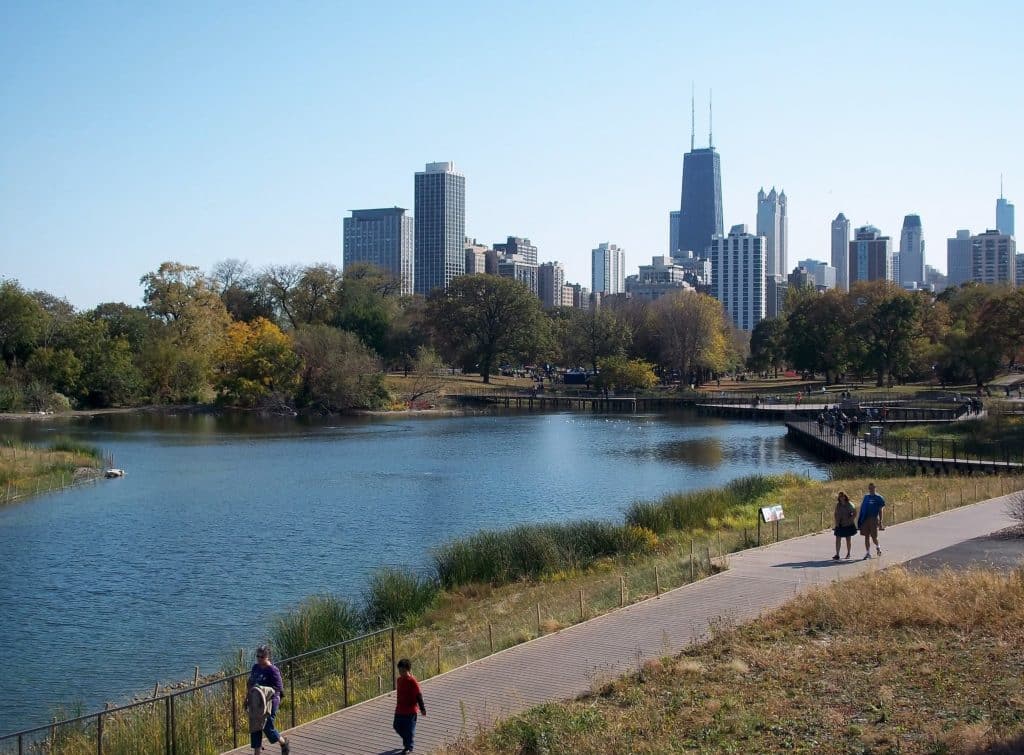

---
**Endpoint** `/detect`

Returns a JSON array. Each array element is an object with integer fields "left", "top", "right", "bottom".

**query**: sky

[{"left": 1, "top": 1, "right": 1022, "bottom": 309}]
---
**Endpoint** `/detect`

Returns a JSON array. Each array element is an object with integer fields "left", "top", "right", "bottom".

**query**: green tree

[
  {"left": 0, "top": 280, "right": 45, "bottom": 366},
  {"left": 333, "top": 263, "right": 402, "bottom": 355},
  {"left": 747, "top": 318, "right": 787, "bottom": 376},
  {"left": 293, "top": 325, "right": 390, "bottom": 411},
  {"left": 427, "top": 275, "right": 549, "bottom": 384},
  {"left": 785, "top": 289, "right": 853, "bottom": 383},
  {"left": 849, "top": 281, "right": 924, "bottom": 386},
  {"left": 564, "top": 308, "right": 632, "bottom": 373},
  {"left": 25, "top": 347, "right": 82, "bottom": 397}
]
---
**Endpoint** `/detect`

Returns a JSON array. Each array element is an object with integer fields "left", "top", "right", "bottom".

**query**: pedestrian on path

[
  {"left": 858, "top": 482, "right": 886, "bottom": 559},
  {"left": 246, "top": 644, "right": 290, "bottom": 755},
  {"left": 393, "top": 658, "right": 426, "bottom": 754},
  {"left": 832, "top": 491, "right": 857, "bottom": 560}
]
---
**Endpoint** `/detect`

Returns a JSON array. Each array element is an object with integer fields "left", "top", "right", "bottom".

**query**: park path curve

[{"left": 225, "top": 492, "right": 1018, "bottom": 755}]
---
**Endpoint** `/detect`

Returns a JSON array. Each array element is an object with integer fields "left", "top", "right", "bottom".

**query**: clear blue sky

[{"left": 2, "top": 1, "right": 1021, "bottom": 308}]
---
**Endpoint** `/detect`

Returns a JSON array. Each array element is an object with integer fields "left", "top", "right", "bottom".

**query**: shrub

[
  {"left": 363, "top": 568, "right": 439, "bottom": 628},
  {"left": 48, "top": 436, "right": 101, "bottom": 458},
  {"left": 270, "top": 594, "right": 362, "bottom": 659}
]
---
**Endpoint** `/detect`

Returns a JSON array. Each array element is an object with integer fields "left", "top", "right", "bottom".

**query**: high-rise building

[
  {"left": 946, "top": 230, "right": 972, "bottom": 287},
  {"left": 797, "top": 259, "right": 837, "bottom": 290},
  {"left": 756, "top": 187, "right": 788, "bottom": 277},
  {"left": 497, "top": 259, "right": 538, "bottom": 294},
  {"left": 538, "top": 261, "right": 566, "bottom": 309},
  {"left": 561, "top": 284, "right": 576, "bottom": 308},
  {"left": 766, "top": 275, "right": 787, "bottom": 321},
  {"left": 997, "top": 178, "right": 1015, "bottom": 237},
  {"left": 591, "top": 242, "right": 626, "bottom": 295},
  {"left": 464, "top": 238, "right": 489, "bottom": 275},
  {"left": 677, "top": 94, "right": 723, "bottom": 257},
  {"left": 342, "top": 207, "right": 414, "bottom": 296},
  {"left": 626, "top": 256, "right": 693, "bottom": 302},
  {"left": 493, "top": 236, "right": 538, "bottom": 264},
  {"left": 831, "top": 213, "right": 851, "bottom": 291},
  {"left": 970, "top": 230, "right": 1016, "bottom": 285},
  {"left": 669, "top": 210, "right": 681, "bottom": 256},
  {"left": 849, "top": 225, "right": 892, "bottom": 283},
  {"left": 414, "top": 161, "right": 466, "bottom": 295},
  {"left": 569, "top": 283, "right": 590, "bottom": 310},
  {"left": 711, "top": 224, "right": 766, "bottom": 331},
  {"left": 899, "top": 214, "right": 925, "bottom": 288}
]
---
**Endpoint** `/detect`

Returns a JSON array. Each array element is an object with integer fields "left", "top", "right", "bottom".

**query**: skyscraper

[
  {"left": 669, "top": 210, "right": 680, "bottom": 256},
  {"left": 997, "top": 178, "right": 1015, "bottom": 237},
  {"left": 898, "top": 214, "right": 925, "bottom": 288},
  {"left": 711, "top": 224, "right": 766, "bottom": 331},
  {"left": 591, "top": 242, "right": 625, "bottom": 295},
  {"left": 538, "top": 262, "right": 566, "bottom": 309},
  {"left": 676, "top": 93, "right": 723, "bottom": 258},
  {"left": 970, "top": 230, "right": 1016, "bottom": 285},
  {"left": 756, "top": 187, "right": 788, "bottom": 277},
  {"left": 342, "top": 207, "right": 414, "bottom": 295},
  {"left": 414, "top": 161, "right": 466, "bottom": 295},
  {"left": 947, "top": 230, "right": 972, "bottom": 287},
  {"left": 831, "top": 213, "right": 851, "bottom": 291},
  {"left": 849, "top": 225, "right": 892, "bottom": 283}
]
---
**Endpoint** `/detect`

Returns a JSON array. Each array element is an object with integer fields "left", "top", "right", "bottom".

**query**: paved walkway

[{"left": 226, "top": 493, "right": 1018, "bottom": 755}]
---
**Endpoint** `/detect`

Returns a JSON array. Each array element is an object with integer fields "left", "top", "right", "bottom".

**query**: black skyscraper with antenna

[{"left": 676, "top": 89, "right": 723, "bottom": 259}]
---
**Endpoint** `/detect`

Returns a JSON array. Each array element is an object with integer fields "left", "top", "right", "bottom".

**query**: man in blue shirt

[{"left": 857, "top": 482, "right": 886, "bottom": 559}]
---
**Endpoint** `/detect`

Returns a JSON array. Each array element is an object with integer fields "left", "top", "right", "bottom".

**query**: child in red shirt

[{"left": 393, "top": 658, "right": 426, "bottom": 753}]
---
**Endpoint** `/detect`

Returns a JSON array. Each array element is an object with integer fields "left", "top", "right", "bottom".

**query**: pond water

[{"left": 0, "top": 410, "right": 827, "bottom": 734}]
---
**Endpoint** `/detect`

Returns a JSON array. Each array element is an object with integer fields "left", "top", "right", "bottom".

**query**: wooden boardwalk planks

[{"left": 224, "top": 493, "right": 1016, "bottom": 755}]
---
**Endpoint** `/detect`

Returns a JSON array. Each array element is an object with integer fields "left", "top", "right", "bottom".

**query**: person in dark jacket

[{"left": 247, "top": 644, "right": 290, "bottom": 755}]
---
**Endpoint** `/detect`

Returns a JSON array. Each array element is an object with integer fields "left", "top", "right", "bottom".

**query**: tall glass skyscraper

[
  {"left": 756, "top": 187, "right": 788, "bottom": 277},
  {"left": 414, "top": 162, "right": 466, "bottom": 295},
  {"left": 831, "top": 213, "right": 851, "bottom": 291},
  {"left": 898, "top": 214, "right": 925, "bottom": 288},
  {"left": 997, "top": 179, "right": 1015, "bottom": 237},
  {"left": 677, "top": 147, "right": 723, "bottom": 258},
  {"left": 342, "top": 207, "right": 414, "bottom": 295}
]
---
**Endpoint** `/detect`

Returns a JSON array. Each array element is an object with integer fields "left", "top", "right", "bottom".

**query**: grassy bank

[
  {"left": 0, "top": 438, "right": 106, "bottom": 505},
  {"left": 889, "top": 414, "right": 1024, "bottom": 456},
  {"left": 442, "top": 567, "right": 1024, "bottom": 754}
]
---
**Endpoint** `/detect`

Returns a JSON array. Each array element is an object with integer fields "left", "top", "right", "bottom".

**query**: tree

[
  {"left": 564, "top": 308, "right": 632, "bottom": 374},
  {"left": 333, "top": 263, "right": 402, "bottom": 355},
  {"left": 293, "top": 325, "right": 390, "bottom": 411},
  {"left": 849, "top": 281, "right": 924, "bottom": 386},
  {"left": 0, "top": 280, "right": 45, "bottom": 366},
  {"left": 785, "top": 289, "right": 854, "bottom": 383},
  {"left": 652, "top": 291, "right": 730, "bottom": 386},
  {"left": 594, "top": 356, "right": 657, "bottom": 393},
  {"left": 25, "top": 347, "right": 82, "bottom": 398},
  {"left": 403, "top": 346, "right": 446, "bottom": 406},
  {"left": 218, "top": 318, "right": 301, "bottom": 408},
  {"left": 211, "top": 259, "right": 275, "bottom": 323},
  {"left": 427, "top": 275, "right": 549, "bottom": 384},
  {"left": 748, "top": 318, "right": 787, "bottom": 376}
]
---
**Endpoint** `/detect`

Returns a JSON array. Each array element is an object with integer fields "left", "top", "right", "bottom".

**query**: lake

[{"left": 0, "top": 409, "right": 827, "bottom": 734}]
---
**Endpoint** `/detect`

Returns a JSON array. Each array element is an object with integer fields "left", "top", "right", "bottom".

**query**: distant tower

[
  {"left": 970, "top": 229, "right": 1016, "bottom": 285},
  {"left": 669, "top": 210, "right": 681, "bottom": 256},
  {"left": 899, "top": 214, "right": 925, "bottom": 288},
  {"left": 831, "top": 213, "right": 851, "bottom": 291},
  {"left": 946, "top": 229, "right": 972, "bottom": 287},
  {"left": 849, "top": 225, "right": 892, "bottom": 283},
  {"left": 591, "top": 243, "right": 626, "bottom": 295},
  {"left": 757, "top": 188, "right": 788, "bottom": 277},
  {"left": 997, "top": 176, "right": 1015, "bottom": 236},
  {"left": 414, "top": 162, "right": 466, "bottom": 295},
  {"left": 711, "top": 224, "right": 766, "bottom": 331},
  {"left": 677, "top": 90, "right": 723, "bottom": 258},
  {"left": 343, "top": 207, "right": 414, "bottom": 296}
]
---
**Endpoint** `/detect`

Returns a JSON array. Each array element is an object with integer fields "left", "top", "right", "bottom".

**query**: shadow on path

[{"left": 771, "top": 559, "right": 854, "bottom": 569}]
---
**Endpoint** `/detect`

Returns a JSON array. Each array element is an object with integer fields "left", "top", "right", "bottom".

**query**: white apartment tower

[
  {"left": 970, "top": 230, "right": 1017, "bottom": 286},
  {"left": 591, "top": 243, "right": 626, "bottom": 295},
  {"left": 899, "top": 214, "right": 925, "bottom": 288},
  {"left": 831, "top": 213, "right": 851, "bottom": 291},
  {"left": 711, "top": 224, "right": 766, "bottom": 331},
  {"left": 756, "top": 187, "right": 788, "bottom": 277}
]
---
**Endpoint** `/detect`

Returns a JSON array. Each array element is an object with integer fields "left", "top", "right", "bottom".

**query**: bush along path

[{"left": 222, "top": 486, "right": 1019, "bottom": 755}]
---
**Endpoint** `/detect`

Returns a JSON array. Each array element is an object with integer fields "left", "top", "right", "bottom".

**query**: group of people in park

[
  {"left": 245, "top": 648, "right": 426, "bottom": 754},
  {"left": 832, "top": 482, "right": 886, "bottom": 560}
]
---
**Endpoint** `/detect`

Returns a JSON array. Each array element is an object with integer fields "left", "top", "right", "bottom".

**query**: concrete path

[{"left": 226, "top": 493, "right": 1018, "bottom": 755}]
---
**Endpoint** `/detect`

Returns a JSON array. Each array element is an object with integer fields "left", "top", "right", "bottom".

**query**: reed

[
  {"left": 269, "top": 594, "right": 362, "bottom": 659},
  {"left": 363, "top": 568, "right": 439, "bottom": 628}
]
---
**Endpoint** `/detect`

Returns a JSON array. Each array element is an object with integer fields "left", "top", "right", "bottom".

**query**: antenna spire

[
  {"left": 708, "top": 88, "right": 713, "bottom": 149},
  {"left": 1001, "top": 173, "right": 1004, "bottom": 199},
  {"left": 690, "top": 82, "right": 695, "bottom": 152}
]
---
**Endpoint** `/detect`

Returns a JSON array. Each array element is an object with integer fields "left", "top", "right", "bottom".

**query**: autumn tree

[
  {"left": 594, "top": 356, "right": 658, "bottom": 394},
  {"left": 218, "top": 318, "right": 300, "bottom": 408},
  {"left": 651, "top": 291, "right": 730, "bottom": 385},
  {"left": 427, "top": 275, "right": 549, "bottom": 383}
]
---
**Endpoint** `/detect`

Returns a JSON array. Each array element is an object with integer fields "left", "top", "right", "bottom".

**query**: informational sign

[{"left": 760, "top": 504, "right": 785, "bottom": 522}]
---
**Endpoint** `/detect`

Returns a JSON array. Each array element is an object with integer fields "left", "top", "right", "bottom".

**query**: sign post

[{"left": 759, "top": 504, "right": 785, "bottom": 543}]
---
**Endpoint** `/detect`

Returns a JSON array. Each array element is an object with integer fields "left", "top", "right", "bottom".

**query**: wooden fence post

[
  {"left": 579, "top": 589, "right": 584, "bottom": 620},
  {"left": 619, "top": 577, "right": 625, "bottom": 607},
  {"left": 655, "top": 566, "right": 661, "bottom": 596}
]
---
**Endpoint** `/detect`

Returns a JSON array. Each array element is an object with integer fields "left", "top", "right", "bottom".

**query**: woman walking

[
  {"left": 832, "top": 491, "right": 857, "bottom": 560},
  {"left": 246, "top": 644, "right": 290, "bottom": 755}
]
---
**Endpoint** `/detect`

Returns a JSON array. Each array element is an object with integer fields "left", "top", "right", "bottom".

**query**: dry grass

[
  {"left": 0, "top": 440, "right": 105, "bottom": 505},
  {"left": 384, "top": 372, "right": 535, "bottom": 398},
  {"left": 441, "top": 568, "right": 1024, "bottom": 754}
]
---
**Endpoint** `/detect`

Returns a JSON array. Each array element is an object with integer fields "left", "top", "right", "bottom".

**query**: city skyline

[{"left": 1, "top": 2, "right": 1022, "bottom": 308}]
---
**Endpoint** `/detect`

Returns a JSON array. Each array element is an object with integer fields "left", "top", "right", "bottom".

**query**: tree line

[{"left": 748, "top": 280, "right": 1024, "bottom": 387}]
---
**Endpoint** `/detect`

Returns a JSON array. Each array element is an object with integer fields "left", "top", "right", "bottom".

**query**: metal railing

[{"left": 0, "top": 627, "right": 395, "bottom": 755}]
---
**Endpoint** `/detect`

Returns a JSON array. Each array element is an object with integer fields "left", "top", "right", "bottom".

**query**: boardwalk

[{"left": 225, "top": 494, "right": 1017, "bottom": 755}]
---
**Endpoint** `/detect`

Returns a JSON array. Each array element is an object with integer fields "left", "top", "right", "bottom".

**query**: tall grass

[
  {"left": 827, "top": 461, "right": 919, "bottom": 480},
  {"left": 433, "top": 521, "right": 657, "bottom": 588},
  {"left": 48, "top": 436, "right": 102, "bottom": 458},
  {"left": 363, "top": 568, "right": 439, "bottom": 627},
  {"left": 270, "top": 594, "right": 362, "bottom": 659},
  {"left": 625, "top": 474, "right": 798, "bottom": 534}
]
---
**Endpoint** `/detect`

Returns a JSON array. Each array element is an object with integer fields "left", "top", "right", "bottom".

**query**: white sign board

[{"left": 760, "top": 504, "right": 785, "bottom": 522}]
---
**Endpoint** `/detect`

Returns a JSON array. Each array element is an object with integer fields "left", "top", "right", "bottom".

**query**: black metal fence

[{"left": 0, "top": 627, "right": 395, "bottom": 755}]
